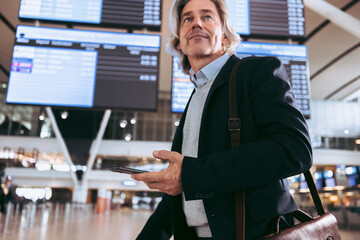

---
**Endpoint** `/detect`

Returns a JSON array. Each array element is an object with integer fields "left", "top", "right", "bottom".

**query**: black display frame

[{"left": 17, "top": 0, "right": 162, "bottom": 32}]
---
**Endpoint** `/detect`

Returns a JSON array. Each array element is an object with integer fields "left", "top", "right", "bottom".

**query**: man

[{"left": 132, "top": 0, "right": 312, "bottom": 239}]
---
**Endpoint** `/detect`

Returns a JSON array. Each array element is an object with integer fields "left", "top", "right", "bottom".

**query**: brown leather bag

[
  {"left": 228, "top": 60, "right": 341, "bottom": 240},
  {"left": 258, "top": 211, "right": 340, "bottom": 240}
]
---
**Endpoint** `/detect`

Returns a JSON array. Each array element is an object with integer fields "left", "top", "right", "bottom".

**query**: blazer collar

[{"left": 202, "top": 54, "right": 240, "bottom": 115}]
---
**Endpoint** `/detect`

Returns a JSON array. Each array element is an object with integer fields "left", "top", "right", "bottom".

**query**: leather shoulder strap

[
  {"left": 228, "top": 60, "right": 246, "bottom": 240},
  {"left": 229, "top": 60, "right": 242, "bottom": 148},
  {"left": 304, "top": 170, "right": 325, "bottom": 215}
]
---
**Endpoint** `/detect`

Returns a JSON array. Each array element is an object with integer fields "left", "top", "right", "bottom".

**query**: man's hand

[{"left": 131, "top": 150, "right": 184, "bottom": 196}]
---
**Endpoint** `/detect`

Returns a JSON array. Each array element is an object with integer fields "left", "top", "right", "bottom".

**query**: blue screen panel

[
  {"left": 7, "top": 25, "right": 161, "bottom": 110},
  {"left": 8, "top": 46, "right": 97, "bottom": 107},
  {"left": 19, "top": 0, "right": 103, "bottom": 24}
]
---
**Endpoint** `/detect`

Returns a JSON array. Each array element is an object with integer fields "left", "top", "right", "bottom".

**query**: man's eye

[
  {"left": 183, "top": 17, "right": 192, "bottom": 23},
  {"left": 204, "top": 15, "right": 212, "bottom": 20}
]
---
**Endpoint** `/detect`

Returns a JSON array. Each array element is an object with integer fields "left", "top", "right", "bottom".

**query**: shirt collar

[{"left": 190, "top": 54, "right": 230, "bottom": 89}]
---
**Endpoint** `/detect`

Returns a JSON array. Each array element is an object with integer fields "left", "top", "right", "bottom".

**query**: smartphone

[{"left": 110, "top": 166, "right": 148, "bottom": 174}]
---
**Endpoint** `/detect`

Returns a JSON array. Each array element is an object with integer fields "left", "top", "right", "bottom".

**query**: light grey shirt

[{"left": 181, "top": 54, "right": 230, "bottom": 237}]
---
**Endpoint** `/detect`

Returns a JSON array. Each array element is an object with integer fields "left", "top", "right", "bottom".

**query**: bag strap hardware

[{"left": 228, "top": 118, "right": 241, "bottom": 131}]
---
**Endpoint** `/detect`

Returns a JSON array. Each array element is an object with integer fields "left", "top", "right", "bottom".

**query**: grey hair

[{"left": 168, "top": 0, "right": 241, "bottom": 73}]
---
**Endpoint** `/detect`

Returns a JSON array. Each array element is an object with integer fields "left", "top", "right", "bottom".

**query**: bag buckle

[{"left": 228, "top": 118, "right": 241, "bottom": 132}]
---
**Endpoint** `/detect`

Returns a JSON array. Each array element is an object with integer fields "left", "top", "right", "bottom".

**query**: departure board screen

[
  {"left": 171, "top": 42, "right": 310, "bottom": 118},
  {"left": 171, "top": 56, "right": 193, "bottom": 113},
  {"left": 18, "top": 0, "right": 161, "bottom": 30},
  {"left": 6, "top": 25, "right": 160, "bottom": 110},
  {"left": 227, "top": 0, "right": 305, "bottom": 38}
]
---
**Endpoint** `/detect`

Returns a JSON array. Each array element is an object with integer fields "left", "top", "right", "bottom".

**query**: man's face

[{"left": 177, "top": 0, "right": 228, "bottom": 59}]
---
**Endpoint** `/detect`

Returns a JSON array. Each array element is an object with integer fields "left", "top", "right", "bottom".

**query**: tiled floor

[
  {"left": 1, "top": 205, "right": 148, "bottom": 240},
  {"left": 1, "top": 204, "right": 359, "bottom": 240}
]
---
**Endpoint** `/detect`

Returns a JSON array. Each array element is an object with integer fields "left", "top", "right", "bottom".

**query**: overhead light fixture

[
  {"left": 130, "top": 118, "right": 137, "bottom": 124},
  {"left": 39, "top": 113, "right": 45, "bottom": 121},
  {"left": 355, "top": 139, "right": 360, "bottom": 145},
  {"left": 345, "top": 167, "right": 356, "bottom": 175},
  {"left": 329, "top": 195, "right": 339, "bottom": 202},
  {"left": 61, "top": 111, "right": 68, "bottom": 119},
  {"left": 122, "top": 180, "right": 137, "bottom": 186},
  {"left": 344, "top": 129, "right": 350, "bottom": 135},
  {"left": 119, "top": 120, "right": 128, "bottom": 128},
  {"left": 125, "top": 133, "right": 132, "bottom": 141}
]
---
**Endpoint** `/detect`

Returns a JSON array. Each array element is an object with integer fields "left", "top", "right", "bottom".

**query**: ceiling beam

[
  {"left": 303, "top": 0, "right": 360, "bottom": 39},
  {"left": 0, "top": 12, "right": 16, "bottom": 33},
  {"left": 0, "top": 63, "right": 10, "bottom": 77},
  {"left": 300, "top": 0, "right": 359, "bottom": 44},
  {"left": 311, "top": 42, "right": 360, "bottom": 80},
  {"left": 325, "top": 74, "right": 360, "bottom": 100}
]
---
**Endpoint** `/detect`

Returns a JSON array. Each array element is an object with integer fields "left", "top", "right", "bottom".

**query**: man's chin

[
  {"left": 186, "top": 47, "right": 212, "bottom": 57},
  {"left": 190, "top": 51, "right": 214, "bottom": 58}
]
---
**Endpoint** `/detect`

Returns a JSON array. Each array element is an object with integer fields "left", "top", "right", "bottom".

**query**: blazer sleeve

[
  {"left": 136, "top": 194, "right": 173, "bottom": 240},
  {"left": 181, "top": 57, "right": 313, "bottom": 200}
]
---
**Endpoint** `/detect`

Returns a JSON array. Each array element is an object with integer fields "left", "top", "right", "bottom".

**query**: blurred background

[{"left": 0, "top": 0, "right": 360, "bottom": 239}]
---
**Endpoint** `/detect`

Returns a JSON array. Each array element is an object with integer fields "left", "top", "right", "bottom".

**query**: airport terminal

[{"left": 0, "top": 0, "right": 359, "bottom": 239}]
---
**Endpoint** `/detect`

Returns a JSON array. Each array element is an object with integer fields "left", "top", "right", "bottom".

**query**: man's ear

[
  {"left": 222, "top": 34, "right": 230, "bottom": 47},
  {"left": 177, "top": 42, "right": 181, "bottom": 50}
]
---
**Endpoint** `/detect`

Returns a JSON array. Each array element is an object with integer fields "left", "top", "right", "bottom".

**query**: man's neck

[{"left": 188, "top": 52, "right": 224, "bottom": 74}]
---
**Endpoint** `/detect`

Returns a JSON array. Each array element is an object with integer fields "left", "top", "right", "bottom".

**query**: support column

[
  {"left": 47, "top": 108, "right": 112, "bottom": 203},
  {"left": 83, "top": 109, "right": 112, "bottom": 181},
  {"left": 72, "top": 181, "right": 89, "bottom": 203},
  {"left": 45, "top": 107, "right": 79, "bottom": 187}
]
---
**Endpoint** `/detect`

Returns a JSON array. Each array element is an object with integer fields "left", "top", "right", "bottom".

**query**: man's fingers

[
  {"left": 145, "top": 181, "right": 162, "bottom": 190},
  {"left": 153, "top": 150, "right": 170, "bottom": 161},
  {"left": 153, "top": 150, "right": 181, "bottom": 162},
  {"left": 131, "top": 171, "right": 163, "bottom": 182},
  {"left": 131, "top": 151, "right": 183, "bottom": 195}
]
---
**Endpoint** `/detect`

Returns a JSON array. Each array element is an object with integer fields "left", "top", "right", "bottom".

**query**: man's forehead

[
  {"left": 181, "top": 8, "right": 216, "bottom": 16},
  {"left": 181, "top": 0, "right": 218, "bottom": 16}
]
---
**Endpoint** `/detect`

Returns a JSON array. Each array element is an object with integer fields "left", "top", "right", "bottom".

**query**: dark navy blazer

[{"left": 136, "top": 55, "right": 313, "bottom": 240}]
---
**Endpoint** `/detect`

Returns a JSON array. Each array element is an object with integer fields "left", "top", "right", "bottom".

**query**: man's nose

[{"left": 192, "top": 17, "right": 203, "bottom": 29}]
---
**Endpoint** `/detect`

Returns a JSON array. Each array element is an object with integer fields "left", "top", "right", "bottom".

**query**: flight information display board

[
  {"left": 7, "top": 25, "right": 160, "bottom": 110},
  {"left": 171, "top": 56, "right": 193, "bottom": 113},
  {"left": 227, "top": 0, "right": 305, "bottom": 38},
  {"left": 18, "top": 0, "right": 161, "bottom": 30},
  {"left": 171, "top": 42, "right": 310, "bottom": 118}
]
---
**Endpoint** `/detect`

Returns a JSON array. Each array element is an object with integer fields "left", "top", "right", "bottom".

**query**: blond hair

[{"left": 168, "top": 0, "right": 241, "bottom": 73}]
